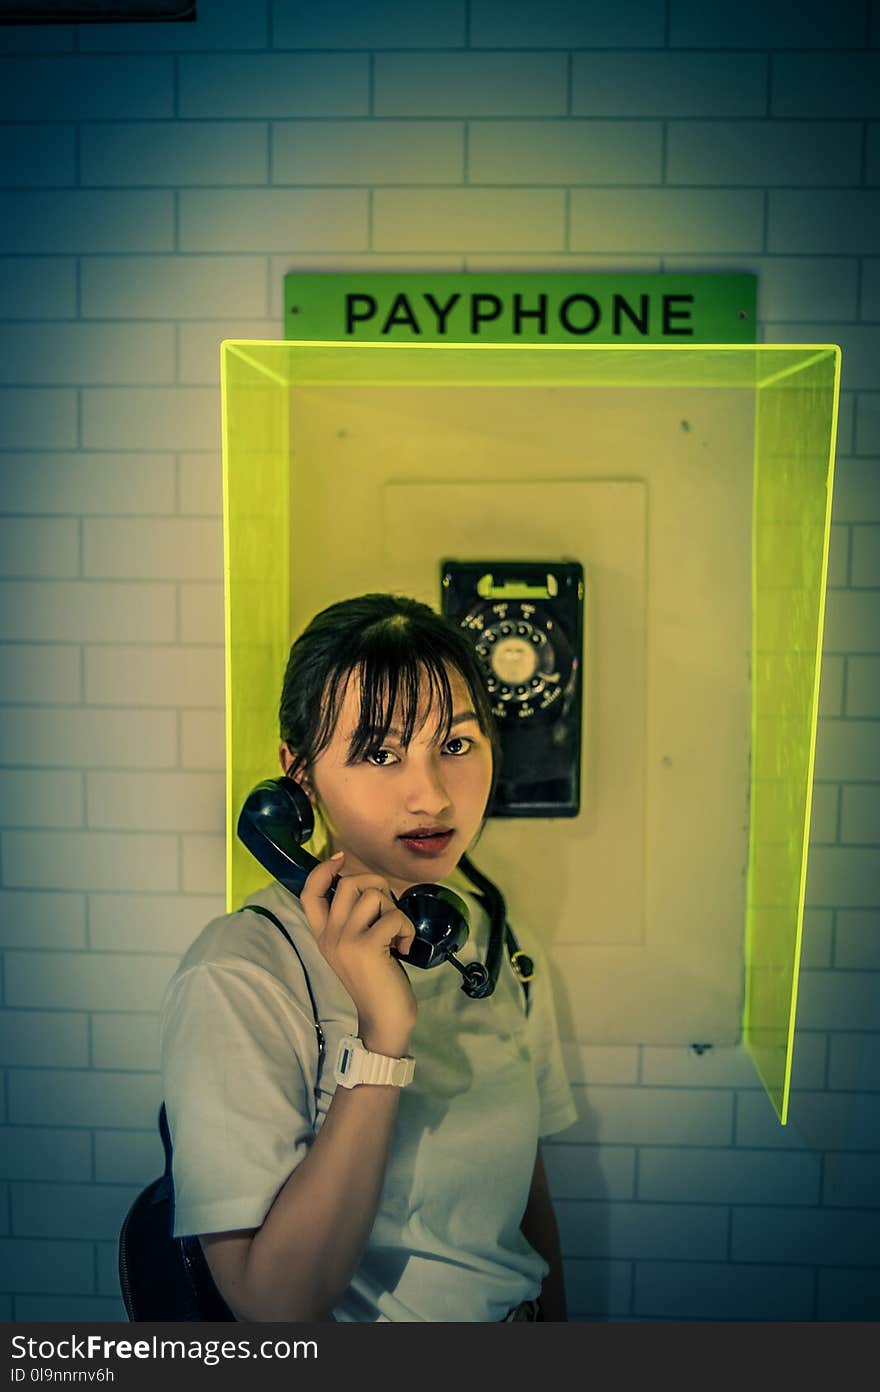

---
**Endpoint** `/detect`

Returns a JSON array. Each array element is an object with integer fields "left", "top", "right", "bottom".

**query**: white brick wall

[
  {"left": 273, "top": 0, "right": 467, "bottom": 49},
  {"left": 0, "top": 1129, "right": 91, "bottom": 1182},
  {"left": 0, "top": 0, "right": 877, "bottom": 1324},
  {"left": 633, "top": 1261, "right": 816, "bottom": 1320},
  {"left": 0, "top": 644, "right": 80, "bottom": 706},
  {"left": 80, "top": 123, "right": 268, "bottom": 188},
  {"left": 571, "top": 53, "right": 768, "bottom": 116},
  {"left": 0, "top": 192, "right": 174, "bottom": 254}
]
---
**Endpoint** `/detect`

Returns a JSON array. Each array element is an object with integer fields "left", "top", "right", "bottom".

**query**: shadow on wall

[{"left": 541, "top": 1058, "right": 611, "bottom": 1321}]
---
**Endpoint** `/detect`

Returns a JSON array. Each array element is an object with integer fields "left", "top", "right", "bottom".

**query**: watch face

[{"left": 334, "top": 1034, "right": 361, "bottom": 1085}]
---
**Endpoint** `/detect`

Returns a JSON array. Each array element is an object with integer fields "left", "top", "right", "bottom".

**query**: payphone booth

[{"left": 220, "top": 340, "right": 840, "bottom": 1124}]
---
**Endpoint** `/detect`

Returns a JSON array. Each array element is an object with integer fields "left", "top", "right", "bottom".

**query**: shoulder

[{"left": 161, "top": 884, "right": 322, "bottom": 1017}]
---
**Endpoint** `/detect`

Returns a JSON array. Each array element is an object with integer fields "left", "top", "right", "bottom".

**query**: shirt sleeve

[
  {"left": 159, "top": 959, "right": 319, "bottom": 1238},
  {"left": 511, "top": 923, "right": 579, "bottom": 1139}
]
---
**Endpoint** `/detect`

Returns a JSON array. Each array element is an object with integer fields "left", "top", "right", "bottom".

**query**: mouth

[{"left": 398, "top": 828, "right": 454, "bottom": 856}]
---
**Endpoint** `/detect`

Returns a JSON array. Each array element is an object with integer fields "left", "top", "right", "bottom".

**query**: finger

[
  {"left": 367, "top": 906, "right": 417, "bottom": 958},
  {"left": 324, "top": 873, "right": 394, "bottom": 938},
  {"left": 338, "top": 886, "right": 397, "bottom": 939},
  {"left": 300, "top": 852, "right": 345, "bottom": 935}
]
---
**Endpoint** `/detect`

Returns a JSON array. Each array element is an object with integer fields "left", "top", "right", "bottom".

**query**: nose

[{"left": 402, "top": 751, "right": 452, "bottom": 816}]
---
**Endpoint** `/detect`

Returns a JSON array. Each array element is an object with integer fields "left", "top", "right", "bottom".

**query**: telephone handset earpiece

[{"left": 236, "top": 776, "right": 491, "bottom": 996}]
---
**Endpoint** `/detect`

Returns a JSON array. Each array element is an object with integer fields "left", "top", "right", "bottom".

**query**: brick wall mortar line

[
  {"left": 731, "top": 1087, "right": 739, "bottom": 1143},
  {"left": 762, "top": 188, "right": 769, "bottom": 254}
]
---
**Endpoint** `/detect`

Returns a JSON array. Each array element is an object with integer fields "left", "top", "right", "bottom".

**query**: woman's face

[{"left": 280, "top": 664, "right": 494, "bottom": 897}]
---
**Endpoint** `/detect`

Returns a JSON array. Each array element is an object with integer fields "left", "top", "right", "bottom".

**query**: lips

[
  {"left": 399, "top": 827, "right": 451, "bottom": 838},
  {"left": 398, "top": 828, "right": 455, "bottom": 856}
]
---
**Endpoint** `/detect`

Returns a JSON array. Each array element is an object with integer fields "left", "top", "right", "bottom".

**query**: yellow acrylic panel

[
  {"left": 222, "top": 343, "right": 291, "bottom": 908},
  {"left": 744, "top": 350, "right": 840, "bottom": 1122},
  {"left": 220, "top": 340, "right": 840, "bottom": 1119}
]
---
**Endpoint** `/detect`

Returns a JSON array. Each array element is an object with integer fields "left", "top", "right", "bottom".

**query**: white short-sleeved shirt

[{"left": 159, "top": 872, "right": 577, "bottom": 1323}]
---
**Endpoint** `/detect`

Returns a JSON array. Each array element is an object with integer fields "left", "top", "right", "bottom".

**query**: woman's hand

[{"left": 300, "top": 853, "right": 417, "bottom": 1057}]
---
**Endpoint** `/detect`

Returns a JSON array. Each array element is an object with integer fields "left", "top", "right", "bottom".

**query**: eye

[
  {"left": 444, "top": 736, "right": 474, "bottom": 755},
  {"left": 365, "top": 747, "right": 399, "bottom": 767}
]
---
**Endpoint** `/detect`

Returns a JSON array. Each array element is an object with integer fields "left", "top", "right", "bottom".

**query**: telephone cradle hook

[{"left": 447, "top": 955, "right": 493, "bottom": 999}]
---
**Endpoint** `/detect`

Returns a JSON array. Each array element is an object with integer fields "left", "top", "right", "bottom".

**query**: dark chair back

[{"left": 118, "top": 1104, "right": 235, "bottom": 1322}]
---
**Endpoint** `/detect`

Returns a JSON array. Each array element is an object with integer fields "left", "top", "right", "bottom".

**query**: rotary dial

[{"left": 462, "top": 600, "right": 574, "bottom": 722}]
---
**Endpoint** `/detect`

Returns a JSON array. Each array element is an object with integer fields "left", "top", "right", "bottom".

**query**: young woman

[{"left": 160, "top": 593, "right": 577, "bottom": 1323}]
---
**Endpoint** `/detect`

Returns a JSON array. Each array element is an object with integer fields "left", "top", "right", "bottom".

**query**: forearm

[{"left": 240, "top": 1081, "right": 401, "bottom": 1322}]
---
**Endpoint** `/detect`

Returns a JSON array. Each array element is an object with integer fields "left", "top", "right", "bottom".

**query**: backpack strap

[
  {"left": 241, "top": 904, "right": 326, "bottom": 1129},
  {"left": 159, "top": 1101, "right": 173, "bottom": 1180}
]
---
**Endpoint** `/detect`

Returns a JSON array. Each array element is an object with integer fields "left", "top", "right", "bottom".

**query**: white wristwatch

[{"left": 333, "top": 1035, "right": 415, "bottom": 1089}]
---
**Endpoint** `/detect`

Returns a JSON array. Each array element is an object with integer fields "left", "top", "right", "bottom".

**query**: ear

[{"left": 279, "top": 744, "right": 315, "bottom": 802}]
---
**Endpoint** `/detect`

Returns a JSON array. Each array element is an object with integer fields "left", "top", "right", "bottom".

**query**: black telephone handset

[{"left": 237, "top": 776, "right": 492, "bottom": 996}]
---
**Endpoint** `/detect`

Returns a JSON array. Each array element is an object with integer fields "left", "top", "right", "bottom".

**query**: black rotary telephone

[{"left": 237, "top": 775, "right": 498, "bottom": 998}]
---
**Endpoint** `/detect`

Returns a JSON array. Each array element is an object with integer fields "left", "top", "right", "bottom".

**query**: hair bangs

[{"left": 344, "top": 641, "right": 457, "bottom": 765}]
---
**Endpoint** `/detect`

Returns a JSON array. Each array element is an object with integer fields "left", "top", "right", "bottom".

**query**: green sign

[{"left": 284, "top": 273, "right": 756, "bottom": 344}]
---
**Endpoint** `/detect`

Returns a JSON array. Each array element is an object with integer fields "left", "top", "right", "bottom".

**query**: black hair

[{"left": 279, "top": 593, "right": 502, "bottom": 827}]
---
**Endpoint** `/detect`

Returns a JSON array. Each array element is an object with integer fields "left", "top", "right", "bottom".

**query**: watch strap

[{"left": 334, "top": 1035, "right": 415, "bottom": 1088}]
